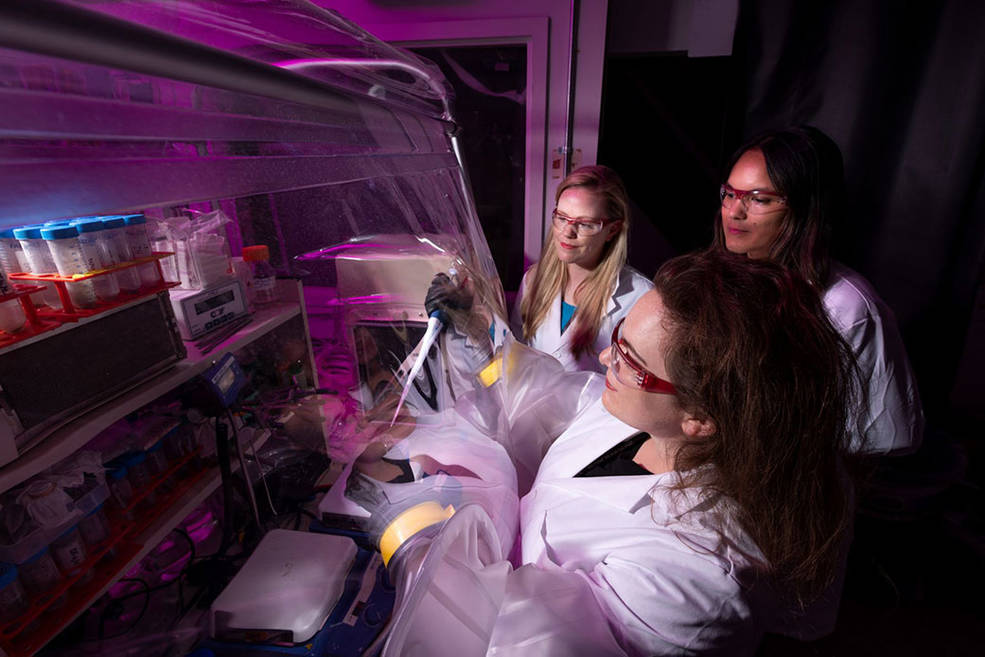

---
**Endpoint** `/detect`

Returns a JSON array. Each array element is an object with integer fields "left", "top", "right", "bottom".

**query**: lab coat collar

[
  {"left": 605, "top": 266, "right": 634, "bottom": 315},
  {"left": 539, "top": 399, "right": 724, "bottom": 520}
]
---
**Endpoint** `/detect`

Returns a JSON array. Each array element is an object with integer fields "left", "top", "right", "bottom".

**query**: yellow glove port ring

[
  {"left": 478, "top": 355, "right": 502, "bottom": 387},
  {"left": 379, "top": 501, "right": 456, "bottom": 567}
]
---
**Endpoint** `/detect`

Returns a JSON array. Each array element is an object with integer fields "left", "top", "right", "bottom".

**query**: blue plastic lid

[
  {"left": 0, "top": 228, "right": 17, "bottom": 239},
  {"left": 120, "top": 214, "right": 146, "bottom": 226},
  {"left": 147, "top": 440, "right": 164, "bottom": 453},
  {"left": 43, "top": 220, "right": 71, "bottom": 226},
  {"left": 101, "top": 217, "right": 126, "bottom": 229},
  {"left": 85, "top": 502, "right": 105, "bottom": 516},
  {"left": 0, "top": 562, "right": 17, "bottom": 589},
  {"left": 12, "top": 226, "right": 43, "bottom": 240},
  {"left": 23, "top": 545, "right": 50, "bottom": 565},
  {"left": 41, "top": 225, "right": 80, "bottom": 240},
  {"left": 71, "top": 218, "right": 108, "bottom": 233}
]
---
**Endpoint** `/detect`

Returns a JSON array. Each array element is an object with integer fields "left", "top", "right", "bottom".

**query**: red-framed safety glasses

[{"left": 609, "top": 318, "right": 677, "bottom": 395}]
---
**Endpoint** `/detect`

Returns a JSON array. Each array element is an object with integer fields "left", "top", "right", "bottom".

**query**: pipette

[
  {"left": 389, "top": 309, "right": 445, "bottom": 427},
  {"left": 389, "top": 268, "right": 458, "bottom": 427}
]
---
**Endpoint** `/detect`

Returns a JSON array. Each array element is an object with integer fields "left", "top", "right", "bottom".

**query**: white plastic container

[
  {"left": 242, "top": 245, "right": 277, "bottom": 304},
  {"left": 100, "top": 216, "right": 142, "bottom": 293},
  {"left": 122, "top": 214, "right": 162, "bottom": 287},
  {"left": 72, "top": 218, "right": 121, "bottom": 302},
  {"left": 12, "top": 225, "right": 62, "bottom": 309},
  {"left": 41, "top": 224, "right": 98, "bottom": 309}
]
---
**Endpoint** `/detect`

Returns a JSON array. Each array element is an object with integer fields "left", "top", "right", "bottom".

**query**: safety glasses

[
  {"left": 608, "top": 318, "right": 677, "bottom": 395},
  {"left": 719, "top": 183, "right": 786, "bottom": 215}
]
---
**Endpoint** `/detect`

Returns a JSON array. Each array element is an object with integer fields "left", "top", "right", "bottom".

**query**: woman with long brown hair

[
  {"left": 512, "top": 165, "right": 652, "bottom": 373},
  {"left": 371, "top": 249, "right": 859, "bottom": 656}
]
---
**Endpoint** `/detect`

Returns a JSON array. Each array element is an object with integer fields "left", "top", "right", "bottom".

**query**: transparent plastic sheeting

[
  {"left": 59, "top": 0, "right": 451, "bottom": 119},
  {"left": 315, "top": 313, "right": 603, "bottom": 654}
]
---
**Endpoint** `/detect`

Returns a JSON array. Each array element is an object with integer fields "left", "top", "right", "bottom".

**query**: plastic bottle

[
  {"left": 100, "top": 217, "right": 142, "bottom": 293},
  {"left": 72, "top": 218, "right": 120, "bottom": 302},
  {"left": 121, "top": 214, "right": 163, "bottom": 288},
  {"left": 148, "top": 221, "right": 178, "bottom": 283},
  {"left": 230, "top": 256, "right": 255, "bottom": 312},
  {"left": 0, "top": 562, "right": 29, "bottom": 620},
  {"left": 41, "top": 224, "right": 98, "bottom": 309},
  {"left": 12, "top": 225, "right": 62, "bottom": 309},
  {"left": 0, "top": 228, "right": 29, "bottom": 276},
  {"left": 241, "top": 245, "right": 277, "bottom": 305}
]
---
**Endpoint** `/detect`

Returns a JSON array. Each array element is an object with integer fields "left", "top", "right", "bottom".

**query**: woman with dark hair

[
  {"left": 715, "top": 125, "right": 923, "bottom": 455},
  {"left": 512, "top": 165, "right": 652, "bottom": 373},
  {"left": 371, "top": 250, "right": 858, "bottom": 656}
]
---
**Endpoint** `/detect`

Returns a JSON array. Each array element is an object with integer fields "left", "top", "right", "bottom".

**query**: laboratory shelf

[
  {"left": 0, "top": 427, "right": 271, "bottom": 657},
  {"left": 0, "top": 298, "right": 299, "bottom": 493}
]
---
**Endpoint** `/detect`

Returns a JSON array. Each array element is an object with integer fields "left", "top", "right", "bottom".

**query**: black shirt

[{"left": 576, "top": 432, "right": 652, "bottom": 477}]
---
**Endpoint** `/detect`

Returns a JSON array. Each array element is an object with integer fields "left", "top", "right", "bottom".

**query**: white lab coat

[
  {"left": 823, "top": 263, "right": 924, "bottom": 455},
  {"left": 383, "top": 397, "right": 844, "bottom": 656},
  {"left": 511, "top": 265, "right": 653, "bottom": 373}
]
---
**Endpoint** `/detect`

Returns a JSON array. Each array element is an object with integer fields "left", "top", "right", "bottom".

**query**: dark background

[{"left": 600, "top": 1, "right": 985, "bottom": 653}]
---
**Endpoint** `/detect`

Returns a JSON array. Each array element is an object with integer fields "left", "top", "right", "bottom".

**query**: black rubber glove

[{"left": 424, "top": 272, "right": 473, "bottom": 322}]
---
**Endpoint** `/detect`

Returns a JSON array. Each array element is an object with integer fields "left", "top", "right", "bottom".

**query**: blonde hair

[{"left": 519, "top": 165, "right": 630, "bottom": 357}]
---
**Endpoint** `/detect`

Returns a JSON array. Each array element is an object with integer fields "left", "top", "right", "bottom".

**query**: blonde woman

[{"left": 511, "top": 165, "right": 652, "bottom": 373}]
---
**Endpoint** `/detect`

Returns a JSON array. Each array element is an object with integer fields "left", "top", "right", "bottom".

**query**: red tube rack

[{"left": 2, "top": 252, "right": 180, "bottom": 350}]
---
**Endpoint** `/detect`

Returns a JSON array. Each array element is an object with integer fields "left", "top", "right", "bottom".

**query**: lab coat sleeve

[
  {"left": 382, "top": 504, "right": 756, "bottom": 657},
  {"left": 823, "top": 267, "right": 924, "bottom": 455},
  {"left": 382, "top": 505, "right": 627, "bottom": 657}
]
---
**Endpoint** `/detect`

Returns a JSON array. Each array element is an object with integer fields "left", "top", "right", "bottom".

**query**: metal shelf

[{"left": 0, "top": 296, "right": 299, "bottom": 493}]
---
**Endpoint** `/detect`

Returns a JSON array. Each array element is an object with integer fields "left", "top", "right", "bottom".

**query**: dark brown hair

[
  {"left": 654, "top": 249, "right": 857, "bottom": 605},
  {"left": 713, "top": 125, "right": 845, "bottom": 287}
]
